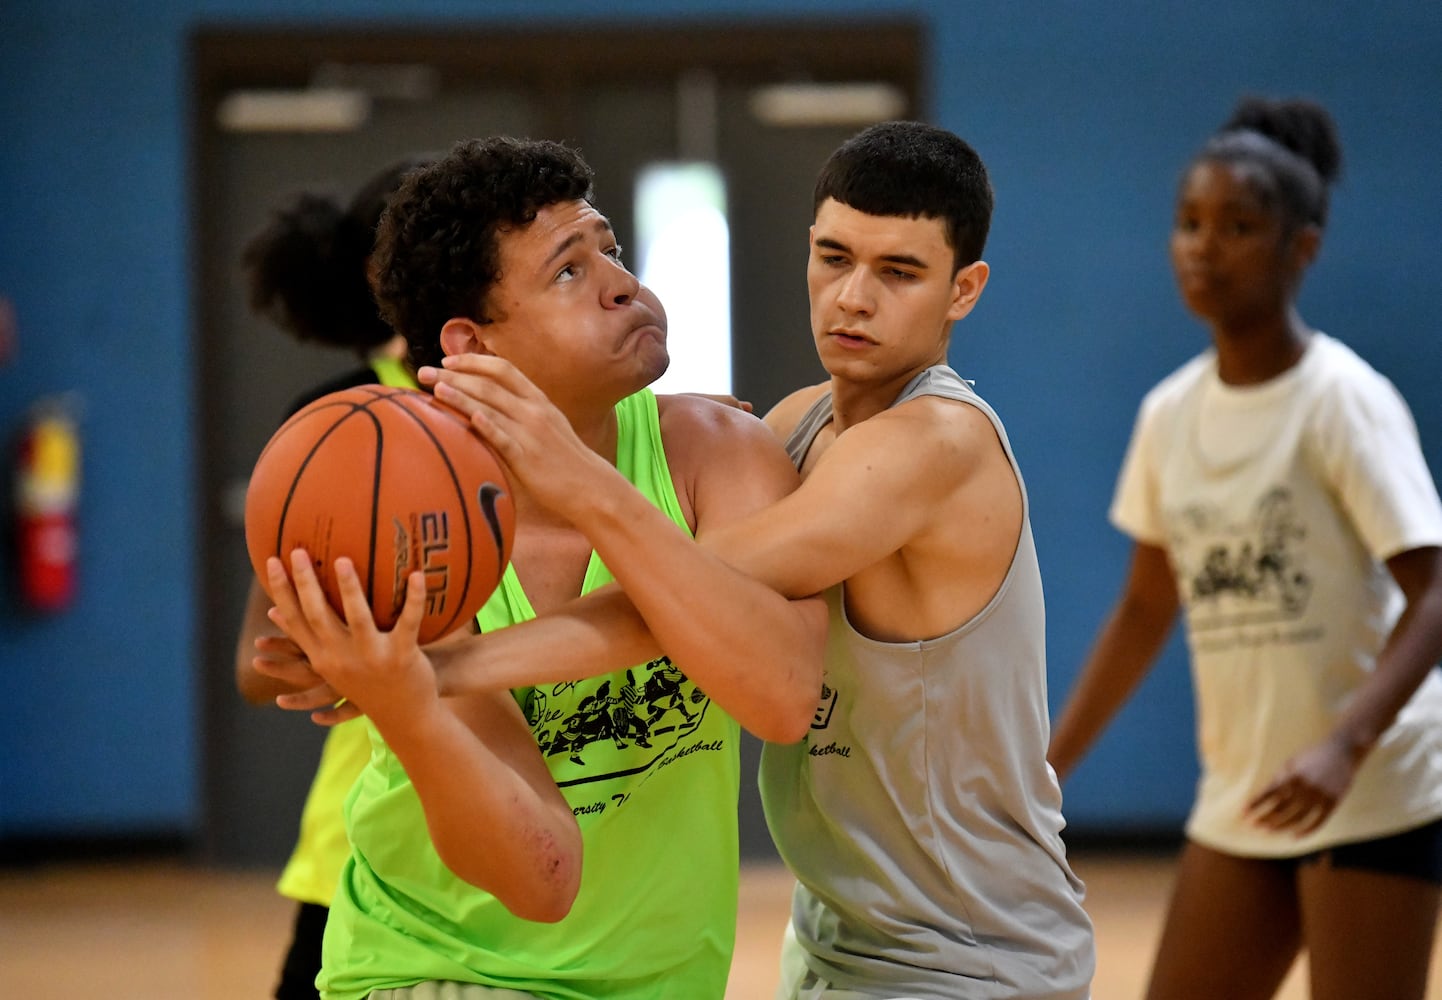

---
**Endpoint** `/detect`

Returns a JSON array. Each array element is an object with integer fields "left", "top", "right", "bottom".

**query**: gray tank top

[{"left": 760, "top": 365, "right": 1095, "bottom": 998}]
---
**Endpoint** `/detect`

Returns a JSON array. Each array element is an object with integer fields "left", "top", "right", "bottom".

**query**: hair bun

[{"left": 1220, "top": 95, "right": 1342, "bottom": 185}]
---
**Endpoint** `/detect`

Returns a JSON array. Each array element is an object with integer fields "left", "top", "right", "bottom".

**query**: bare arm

[
  {"left": 234, "top": 577, "right": 303, "bottom": 705},
  {"left": 1247, "top": 545, "right": 1442, "bottom": 834},
  {"left": 413, "top": 376, "right": 998, "bottom": 731},
  {"left": 1336, "top": 546, "right": 1442, "bottom": 753},
  {"left": 382, "top": 679, "right": 581, "bottom": 921},
  {"left": 1048, "top": 541, "right": 1180, "bottom": 781},
  {"left": 264, "top": 553, "right": 581, "bottom": 921},
  {"left": 425, "top": 356, "right": 826, "bottom": 742},
  {"left": 702, "top": 395, "right": 1004, "bottom": 601}
]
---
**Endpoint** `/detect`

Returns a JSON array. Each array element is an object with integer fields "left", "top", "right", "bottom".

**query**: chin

[{"left": 647, "top": 343, "right": 671, "bottom": 376}]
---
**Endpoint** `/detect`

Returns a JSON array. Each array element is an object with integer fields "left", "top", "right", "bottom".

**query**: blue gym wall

[{"left": 1, "top": 0, "right": 1438, "bottom": 841}]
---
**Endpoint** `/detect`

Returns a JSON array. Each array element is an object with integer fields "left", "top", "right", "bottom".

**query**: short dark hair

[
  {"left": 813, "top": 120, "right": 993, "bottom": 272},
  {"left": 1193, "top": 95, "right": 1341, "bottom": 232},
  {"left": 370, "top": 136, "right": 596, "bottom": 370}
]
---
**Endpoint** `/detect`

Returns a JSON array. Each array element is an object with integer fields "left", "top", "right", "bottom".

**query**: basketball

[{"left": 244, "top": 385, "right": 515, "bottom": 644}]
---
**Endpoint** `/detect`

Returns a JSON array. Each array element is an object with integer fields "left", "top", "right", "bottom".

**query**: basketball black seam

[
  {"left": 374, "top": 392, "right": 478, "bottom": 638},
  {"left": 275, "top": 398, "right": 373, "bottom": 578}
]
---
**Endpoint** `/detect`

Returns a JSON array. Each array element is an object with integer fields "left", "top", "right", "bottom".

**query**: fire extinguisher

[{"left": 13, "top": 398, "right": 81, "bottom": 612}]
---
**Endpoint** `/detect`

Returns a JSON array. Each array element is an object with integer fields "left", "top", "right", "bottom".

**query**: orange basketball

[{"left": 244, "top": 385, "right": 515, "bottom": 644}]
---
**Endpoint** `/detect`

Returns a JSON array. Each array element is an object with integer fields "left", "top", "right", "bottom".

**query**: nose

[
  {"left": 606, "top": 256, "right": 640, "bottom": 307},
  {"left": 835, "top": 266, "right": 873, "bottom": 316}
]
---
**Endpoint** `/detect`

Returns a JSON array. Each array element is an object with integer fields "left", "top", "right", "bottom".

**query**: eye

[
  {"left": 605, "top": 243, "right": 624, "bottom": 262},
  {"left": 554, "top": 263, "right": 577, "bottom": 284},
  {"left": 883, "top": 267, "right": 918, "bottom": 281}
]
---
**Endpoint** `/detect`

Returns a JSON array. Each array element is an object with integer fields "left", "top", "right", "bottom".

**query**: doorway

[{"left": 192, "top": 20, "right": 921, "bottom": 867}]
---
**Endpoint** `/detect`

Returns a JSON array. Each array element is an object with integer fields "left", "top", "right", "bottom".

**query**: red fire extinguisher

[{"left": 13, "top": 399, "right": 81, "bottom": 612}]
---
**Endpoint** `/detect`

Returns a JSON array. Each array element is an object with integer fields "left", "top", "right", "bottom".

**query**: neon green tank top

[
  {"left": 320, "top": 389, "right": 741, "bottom": 1000},
  {"left": 277, "top": 358, "right": 418, "bottom": 907}
]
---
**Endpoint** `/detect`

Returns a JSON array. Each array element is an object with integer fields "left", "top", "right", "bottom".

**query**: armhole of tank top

[{"left": 636, "top": 390, "right": 695, "bottom": 539}]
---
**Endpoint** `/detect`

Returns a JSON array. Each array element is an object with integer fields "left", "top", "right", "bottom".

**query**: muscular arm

[
  {"left": 426, "top": 358, "right": 826, "bottom": 743},
  {"left": 1047, "top": 541, "right": 1180, "bottom": 781},
  {"left": 420, "top": 375, "right": 1007, "bottom": 729},
  {"left": 570, "top": 396, "right": 828, "bottom": 741},
  {"left": 701, "top": 398, "right": 988, "bottom": 599}
]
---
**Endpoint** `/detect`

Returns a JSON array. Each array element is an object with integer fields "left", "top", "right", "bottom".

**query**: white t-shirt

[{"left": 1112, "top": 332, "right": 1442, "bottom": 856}]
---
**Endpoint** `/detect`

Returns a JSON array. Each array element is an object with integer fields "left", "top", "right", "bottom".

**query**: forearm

[
  {"left": 373, "top": 697, "right": 581, "bottom": 922},
  {"left": 420, "top": 363, "right": 823, "bottom": 738},
  {"left": 432, "top": 589, "right": 662, "bottom": 696},
  {"left": 1330, "top": 582, "right": 1442, "bottom": 759},
  {"left": 567, "top": 472, "right": 823, "bottom": 742},
  {"left": 1049, "top": 599, "right": 1175, "bottom": 780}
]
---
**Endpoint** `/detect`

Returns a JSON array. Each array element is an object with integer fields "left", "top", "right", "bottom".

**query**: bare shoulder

[
  {"left": 655, "top": 392, "right": 796, "bottom": 472},
  {"left": 842, "top": 393, "right": 1004, "bottom": 470},
  {"left": 762, "top": 382, "right": 830, "bottom": 441},
  {"left": 656, "top": 391, "right": 778, "bottom": 444},
  {"left": 655, "top": 392, "right": 802, "bottom": 518}
]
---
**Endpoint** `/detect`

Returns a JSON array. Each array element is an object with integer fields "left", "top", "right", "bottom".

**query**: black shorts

[
  {"left": 274, "top": 901, "right": 328, "bottom": 1000},
  {"left": 1298, "top": 816, "right": 1442, "bottom": 886}
]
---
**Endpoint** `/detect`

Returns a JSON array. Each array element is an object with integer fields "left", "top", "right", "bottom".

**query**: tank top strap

[
  {"left": 369, "top": 356, "right": 417, "bottom": 389},
  {"left": 784, "top": 390, "right": 836, "bottom": 468}
]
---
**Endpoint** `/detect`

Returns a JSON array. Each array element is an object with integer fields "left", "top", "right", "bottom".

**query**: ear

[
  {"left": 946, "top": 260, "right": 991, "bottom": 322},
  {"left": 1290, "top": 224, "right": 1322, "bottom": 271},
  {"left": 439, "top": 317, "right": 492, "bottom": 359}
]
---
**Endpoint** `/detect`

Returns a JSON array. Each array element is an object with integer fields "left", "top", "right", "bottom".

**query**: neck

[
  {"left": 1211, "top": 307, "right": 1311, "bottom": 385},
  {"left": 828, "top": 357, "right": 941, "bottom": 431}
]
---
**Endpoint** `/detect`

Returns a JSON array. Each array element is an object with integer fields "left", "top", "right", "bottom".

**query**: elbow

[
  {"left": 503, "top": 847, "right": 582, "bottom": 923},
  {"left": 753, "top": 665, "right": 823, "bottom": 745},
  {"left": 508, "top": 874, "right": 580, "bottom": 924},
  {"left": 764, "top": 713, "right": 813, "bottom": 746},
  {"left": 442, "top": 827, "right": 582, "bottom": 924},
  {"left": 767, "top": 621, "right": 826, "bottom": 744},
  {"left": 767, "top": 683, "right": 818, "bottom": 744}
]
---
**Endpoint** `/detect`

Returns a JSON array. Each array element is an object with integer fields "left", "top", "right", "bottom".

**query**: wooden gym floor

[{"left": 3, "top": 848, "right": 1441, "bottom": 998}]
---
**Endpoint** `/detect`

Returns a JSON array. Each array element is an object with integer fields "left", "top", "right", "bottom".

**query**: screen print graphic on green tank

[{"left": 523, "top": 656, "right": 715, "bottom": 786}]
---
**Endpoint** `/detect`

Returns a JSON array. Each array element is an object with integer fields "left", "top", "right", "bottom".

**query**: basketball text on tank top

[
  {"left": 761, "top": 365, "right": 1095, "bottom": 999},
  {"left": 319, "top": 388, "right": 742, "bottom": 1000}
]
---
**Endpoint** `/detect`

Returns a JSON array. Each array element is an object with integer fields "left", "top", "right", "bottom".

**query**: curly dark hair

[
  {"left": 813, "top": 120, "right": 993, "bottom": 274},
  {"left": 1194, "top": 95, "right": 1341, "bottom": 231},
  {"left": 369, "top": 136, "right": 596, "bottom": 371},
  {"left": 241, "top": 156, "right": 430, "bottom": 352}
]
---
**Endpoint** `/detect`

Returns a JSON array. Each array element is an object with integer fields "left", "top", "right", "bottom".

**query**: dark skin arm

[{"left": 1048, "top": 541, "right": 1180, "bottom": 781}]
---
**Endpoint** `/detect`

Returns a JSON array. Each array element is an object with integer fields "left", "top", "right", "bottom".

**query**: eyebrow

[
  {"left": 814, "top": 236, "right": 929, "bottom": 270},
  {"left": 542, "top": 217, "right": 616, "bottom": 271}
]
